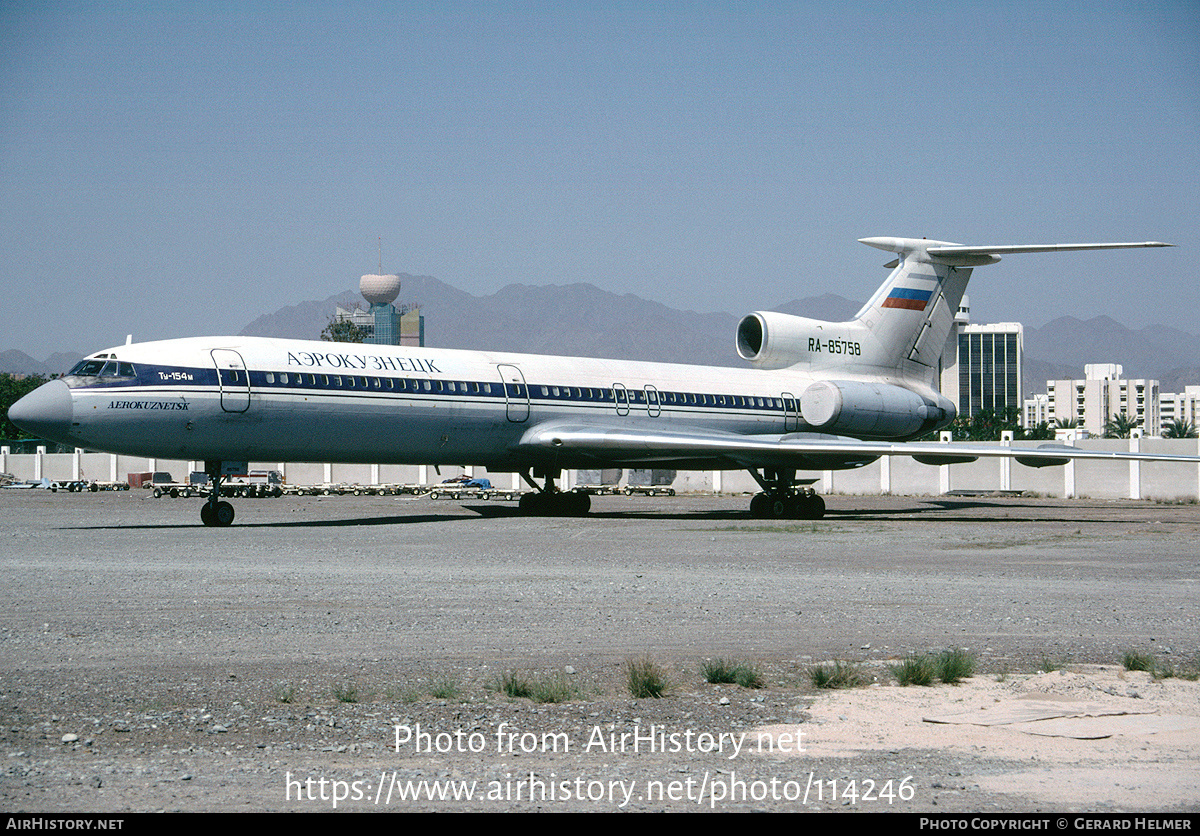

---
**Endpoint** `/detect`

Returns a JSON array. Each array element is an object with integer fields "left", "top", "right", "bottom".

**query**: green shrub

[
  {"left": 429, "top": 677, "right": 461, "bottom": 700},
  {"left": 1122, "top": 650, "right": 1155, "bottom": 672},
  {"left": 809, "top": 661, "right": 867, "bottom": 689},
  {"left": 332, "top": 681, "right": 359, "bottom": 703},
  {"left": 702, "top": 658, "right": 738, "bottom": 684},
  {"left": 937, "top": 649, "right": 976, "bottom": 684},
  {"left": 733, "top": 664, "right": 765, "bottom": 689},
  {"left": 891, "top": 655, "right": 936, "bottom": 686},
  {"left": 702, "top": 658, "right": 764, "bottom": 689},
  {"left": 494, "top": 670, "right": 579, "bottom": 703},
  {"left": 497, "top": 671, "right": 532, "bottom": 699},
  {"left": 627, "top": 657, "right": 668, "bottom": 699},
  {"left": 529, "top": 674, "right": 579, "bottom": 704},
  {"left": 1037, "top": 654, "right": 1067, "bottom": 673}
]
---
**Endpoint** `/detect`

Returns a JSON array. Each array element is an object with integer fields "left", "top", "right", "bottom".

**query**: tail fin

[
  {"left": 854, "top": 238, "right": 974, "bottom": 379},
  {"left": 853, "top": 237, "right": 1172, "bottom": 383},
  {"left": 736, "top": 237, "right": 1170, "bottom": 386}
]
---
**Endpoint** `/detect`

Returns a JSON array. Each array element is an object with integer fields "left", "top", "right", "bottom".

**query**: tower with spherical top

[{"left": 359, "top": 273, "right": 403, "bottom": 345}]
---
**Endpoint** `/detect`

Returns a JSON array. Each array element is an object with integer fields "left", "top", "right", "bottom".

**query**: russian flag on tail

[{"left": 881, "top": 287, "right": 933, "bottom": 310}]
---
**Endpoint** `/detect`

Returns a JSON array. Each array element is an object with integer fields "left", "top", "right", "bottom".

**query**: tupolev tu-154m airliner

[{"left": 10, "top": 236, "right": 1198, "bottom": 526}]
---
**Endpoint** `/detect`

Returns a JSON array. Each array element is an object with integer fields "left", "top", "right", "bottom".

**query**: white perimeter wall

[{"left": 3, "top": 439, "right": 1198, "bottom": 501}]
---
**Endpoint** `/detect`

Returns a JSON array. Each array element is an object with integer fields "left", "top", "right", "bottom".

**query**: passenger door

[
  {"left": 497, "top": 364, "right": 529, "bottom": 422},
  {"left": 644, "top": 385, "right": 661, "bottom": 417},
  {"left": 211, "top": 349, "right": 250, "bottom": 413},
  {"left": 781, "top": 391, "right": 800, "bottom": 432},
  {"left": 613, "top": 383, "right": 630, "bottom": 416}
]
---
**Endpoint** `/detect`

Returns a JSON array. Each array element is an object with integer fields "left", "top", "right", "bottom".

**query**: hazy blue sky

[{"left": 2, "top": 1, "right": 1197, "bottom": 358}]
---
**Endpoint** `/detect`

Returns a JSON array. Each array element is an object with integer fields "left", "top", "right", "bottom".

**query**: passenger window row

[
  {"left": 255, "top": 370, "right": 784, "bottom": 411},
  {"left": 68, "top": 359, "right": 787, "bottom": 412}
]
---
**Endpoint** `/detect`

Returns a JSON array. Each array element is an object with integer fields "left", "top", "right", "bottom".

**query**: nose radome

[{"left": 7, "top": 379, "right": 74, "bottom": 444}]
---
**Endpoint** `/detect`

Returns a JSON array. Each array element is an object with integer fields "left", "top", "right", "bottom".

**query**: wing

[{"left": 515, "top": 420, "right": 1200, "bottom": 470}]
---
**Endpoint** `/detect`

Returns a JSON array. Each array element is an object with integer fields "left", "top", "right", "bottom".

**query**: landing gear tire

[
  {"left": 518, "top": 490, "right": 590, "bottom": 517},
  {"left": 749, "top": 493, "right": 769, "bottom": 518},
  {"left": 749, "top": 491, "right": 825, "bottom": 520},
  {"left": 569, "top": 491, "right": 591, "bottom": 516},
  {"left": 800, "top": 493, "right": 825, "bottom": 519},
  {"left": 201, "top": 500, "right": 236, "bottom": 527}
]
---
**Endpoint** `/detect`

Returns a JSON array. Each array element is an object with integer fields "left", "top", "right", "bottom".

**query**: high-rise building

[
  {"left": 938, "top": 297, "right": 1024, "bottom": 421},
  {"left": 1031, "top": 364, "right": 1161, "bottom": 436},
  {"left": 1023, "top": 393, "right": 1051, "bottom": 428},
  {"left": 1160, "top": 386, "right": 1200, "bottom": 432}
]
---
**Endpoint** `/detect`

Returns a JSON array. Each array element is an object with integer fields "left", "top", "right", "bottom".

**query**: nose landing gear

[
  {"left": 200, "top": 497, "right": 236, "bottom": 527},
  {"left": 200, "top": 463, "right": 236, "bottom": 527}
]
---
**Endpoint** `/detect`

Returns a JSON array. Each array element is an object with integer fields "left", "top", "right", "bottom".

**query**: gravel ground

[{"left": 1, "top": 490, "right": 1197, "bottom": 812}]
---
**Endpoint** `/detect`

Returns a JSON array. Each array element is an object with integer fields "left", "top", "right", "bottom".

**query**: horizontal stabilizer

[
  {"left": 860, "top": 237, "right": 1172, "bottom": 267},
  {"left": 927, "top": 242, "right": 1173, "bottom": 256}
]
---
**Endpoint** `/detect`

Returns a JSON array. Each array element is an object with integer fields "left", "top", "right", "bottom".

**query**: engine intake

[{"left": 736, "top": 311, "right": 828, "bottom": 369}]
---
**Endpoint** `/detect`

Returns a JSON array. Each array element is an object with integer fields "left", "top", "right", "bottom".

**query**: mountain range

[{"left": 5, "top": 275, "right": 1199, "bottom": 397}]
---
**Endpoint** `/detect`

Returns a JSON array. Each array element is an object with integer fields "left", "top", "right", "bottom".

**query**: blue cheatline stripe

[{"left": 94, "top": 364, "right": 794, "bottom": 414}]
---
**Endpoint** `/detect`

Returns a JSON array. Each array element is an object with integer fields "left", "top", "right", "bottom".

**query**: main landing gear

[
  {"left": 517, "top": 469, "right": 591, "bottom": 516},
  {"left": 200, "top": 464, "right": 236, "bottom": 527},
  {"left": 747, "top": 468, "right": 825, "bottom": 520}
]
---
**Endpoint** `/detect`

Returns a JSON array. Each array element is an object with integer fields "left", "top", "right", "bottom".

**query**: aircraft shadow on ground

[
  {"left": 825, "top": 498, "right": 1170, "bottom": 525},
  {"left": 463, "top": 501, "right": 1148, "bottom": 525},
  {"left": 65, "top": 499, "right": 1176, "bottom": 529},
  {"left": 463, "top": 504, "right": 748, "bottom": 522},
  {"left": 66, "top": 513, "right": 475, "bottom": 530}
]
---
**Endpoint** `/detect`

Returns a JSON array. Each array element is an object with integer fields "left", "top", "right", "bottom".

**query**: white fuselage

[{"left": 62, "top": 335, "right": 914, "bottom": 471}]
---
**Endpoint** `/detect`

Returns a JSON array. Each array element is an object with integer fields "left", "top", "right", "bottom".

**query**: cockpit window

[
  {"left": 71, "top": 360, "right": 107, "bottom": 376},
  {"left": 67, "top": 358, "right": 136, "bottom": 379}
]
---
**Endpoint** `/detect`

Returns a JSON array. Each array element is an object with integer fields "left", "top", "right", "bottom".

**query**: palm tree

[
  {"left": 1162, "top": 418, "right": 1198, "bottom": 439},
  {"left": 1022, "top": 421, "right": 1055, "bottom": 440},
  {"left": 951, "top": 407, "right": 1024, "bottom": 441},
  {"left": 1054, "top": 417, "right": 1079, "bottom": 429},
  {"left": 1103, "top": 412, "right": 1141, "bottom": 439}
]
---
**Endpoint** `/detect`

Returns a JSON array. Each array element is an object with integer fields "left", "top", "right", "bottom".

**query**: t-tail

[{"left": 734, "top": 236, "right": 1171, "bottom": 439}]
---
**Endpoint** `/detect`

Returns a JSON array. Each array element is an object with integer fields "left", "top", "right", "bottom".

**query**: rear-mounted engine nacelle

[
  {"left": 737, "top": 311, "right": 828, "bottom": 369},
  {"left": 800, "top": 380, "right": 954, "bottom": 439}
]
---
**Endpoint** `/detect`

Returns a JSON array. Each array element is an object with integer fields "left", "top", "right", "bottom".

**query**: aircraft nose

[{"left": 8, "top": 379, "right": 74, "bottom": 443}]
